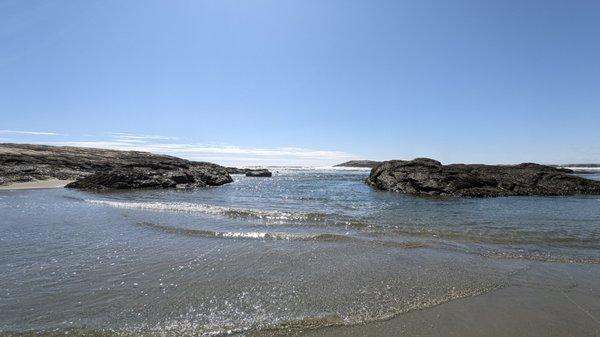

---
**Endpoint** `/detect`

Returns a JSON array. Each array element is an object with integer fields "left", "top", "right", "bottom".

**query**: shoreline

[
  {"left": 254, "top": 263, "right": 600, "bottom": 337},
  {"left": 0, "top": 179, "right": 74, "bottom": 191}
]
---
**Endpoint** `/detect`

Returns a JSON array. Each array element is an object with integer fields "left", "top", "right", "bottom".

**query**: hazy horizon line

[{"left": 1, "top": 130, "right": 599, "bottom": 167}]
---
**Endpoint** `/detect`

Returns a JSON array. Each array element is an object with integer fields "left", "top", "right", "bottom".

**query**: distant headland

[{"left": 334, "top": 160, "right": 381, "bottom": 168}]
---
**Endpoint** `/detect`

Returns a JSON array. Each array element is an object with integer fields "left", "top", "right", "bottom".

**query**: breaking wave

[
  {"left": 136, "top": 221, "right": 349, "bottom": 242},
  {"left": 86, "top": 199, "right": 327, "bottom": 222},
  {"left": 135, "top": 222, "right": 427, "bottom": 249}
]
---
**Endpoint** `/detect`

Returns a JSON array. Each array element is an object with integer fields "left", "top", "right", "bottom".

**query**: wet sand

[
  {"left": 289, "top": 287, "right": 600, "bottom": 337},
  {"left": 254, "top": 263, "right": 600, "bottom": 337},
  {"left": 0, "top": 179, "right": 73, "bottom": 190}
]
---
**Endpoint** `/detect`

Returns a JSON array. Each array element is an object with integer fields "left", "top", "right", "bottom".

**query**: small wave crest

[
  {"left": 384, "top": 225, "right": 600, "bottom": 249},
  {"left": 481, "top": 250, "right": 600, "bottom": 264},
  {"left": 86, "top": 199, "right": 327, "bottom": 222},
  {"left": 136, "top": 222, "right": 427, "bottom": 249},
  {"left": 86, "top": 200, "right": 597, "bottom": 260},
  {"left": 137, "top": 221, "right": 352, "bottom": 243}
]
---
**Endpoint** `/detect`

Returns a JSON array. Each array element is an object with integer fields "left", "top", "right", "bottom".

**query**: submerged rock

[
  {"left": 0, "top": 143, "right": 232, "bottom": 189},
  {"left": 245, "top": 169, "right": 272, "bottom": 177},
  {"left": 366, "top": 158, "right": 600, "bottom": 197}
]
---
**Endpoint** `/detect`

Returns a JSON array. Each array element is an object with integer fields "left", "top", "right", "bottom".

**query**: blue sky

[{"left": 1, "top": 0, "right": 599, "bottom": 166}]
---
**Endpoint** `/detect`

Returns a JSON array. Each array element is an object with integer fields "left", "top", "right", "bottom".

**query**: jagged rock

[
  {"left": 366, "top": 158, "right": 600, "bottom": 197},
  {"left": 226, "top": 167, "right": 247, "bottom": 174},
  {"left": 227, "top": 167, "right": 273, "bottom": 176},
  {"left": 187, "top": 165, "right": 234, "bottom": 186},
  {"left": 65, "top": 168, "right": 207, "bottom": 190},
  {"left": 245, "top": 169, "right": 272, "bottom": 177},
  {"left": 0, "top": 143, "right": 232, "bottom": 189},
  {"left": 334, "top": 160, "right": 381, "bottom": 168}
]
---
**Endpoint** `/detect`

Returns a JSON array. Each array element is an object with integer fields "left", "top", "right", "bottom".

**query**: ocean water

[{"left": 1, "top": 169, "right": 600, "bottom": 336}]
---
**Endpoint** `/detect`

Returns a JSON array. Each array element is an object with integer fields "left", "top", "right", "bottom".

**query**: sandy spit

[{"left": 0, "top": 179, "right": 74, "bottom": 190}]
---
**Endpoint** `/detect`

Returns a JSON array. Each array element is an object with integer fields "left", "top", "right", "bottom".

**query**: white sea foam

[
  {"left": 135, "top": 221, "right": 353, "bottom": 242},
  {"left": 220, "top": 231, "right": 269, "bottom": 239},
  {"left": 85, "top": 199, "right": 322, "bottom": 221},
  {"left": 278, "top": 166, "right": 372, "bottom": 171},
  {"left": 564, "top": 167, "right": 600, "bottom": 172}
]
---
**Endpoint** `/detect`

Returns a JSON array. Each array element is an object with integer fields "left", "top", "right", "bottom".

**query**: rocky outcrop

[
  {"left": 334, "top": 160, "right": 381, "bottom": 168},
  {"left": 366, "top": 158, "right": 600, "bottom": 197},
  {"left": 245, "top": 169, "right": 272, "bottom": 177},
  {"left": 226, "top": 167, "right": 247, "bottom": 174},
  {"left": 0, "top": 143, "right": 232, "bottom": 189},
  {"left": 65, "top": 166, "right": 231, "bottom": 190},
  {"left": 226, "top": 167, "right": 273, "bottom": 176}
]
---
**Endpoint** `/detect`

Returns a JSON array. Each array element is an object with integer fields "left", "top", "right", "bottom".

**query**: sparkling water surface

[{"left": 1, "top": 169, "right": 599, "bottom": 335}]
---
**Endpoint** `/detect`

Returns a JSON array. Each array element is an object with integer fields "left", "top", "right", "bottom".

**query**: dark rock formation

[
  {"left": 245, "top": 169, "right": 272, "bottom": 177},
  {"left": 65, "top": 167, "right": 223, "bottom": 190},
  {"left": 226, "top": 167, "right": 247, "bottom": 174},
  {"left": 334, "top": 160, "right": 381, "bottom": 168},
  {"left": 226, "top": 167, "right": 273, "bottom": 176},
  {"left": 0, "top": 143, "right": 232, "bottom": 189},
  {"left": 366, "top": 158, "right": 600, "bottom": 197}
]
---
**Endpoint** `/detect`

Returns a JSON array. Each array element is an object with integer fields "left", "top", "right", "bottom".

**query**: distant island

[
  {"left": 226, "top": 167, "right": 273, "bottom": 177},
  {"left": 334, "top": 160, "right": 381, "bottom": 168}
]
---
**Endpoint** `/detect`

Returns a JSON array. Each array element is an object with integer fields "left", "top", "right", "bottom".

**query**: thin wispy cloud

[
  {"left": 48, "top": 133, "right": 356, "bottom": 166},
  {"left": 109, "top": 132, "right": 179, "bottom": 141},
  {"left": 0, "top": 130, "right": 61, "bottom": 136},
  {"left": 57, "top": 140, "right": 353, "bottom": 160}
]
